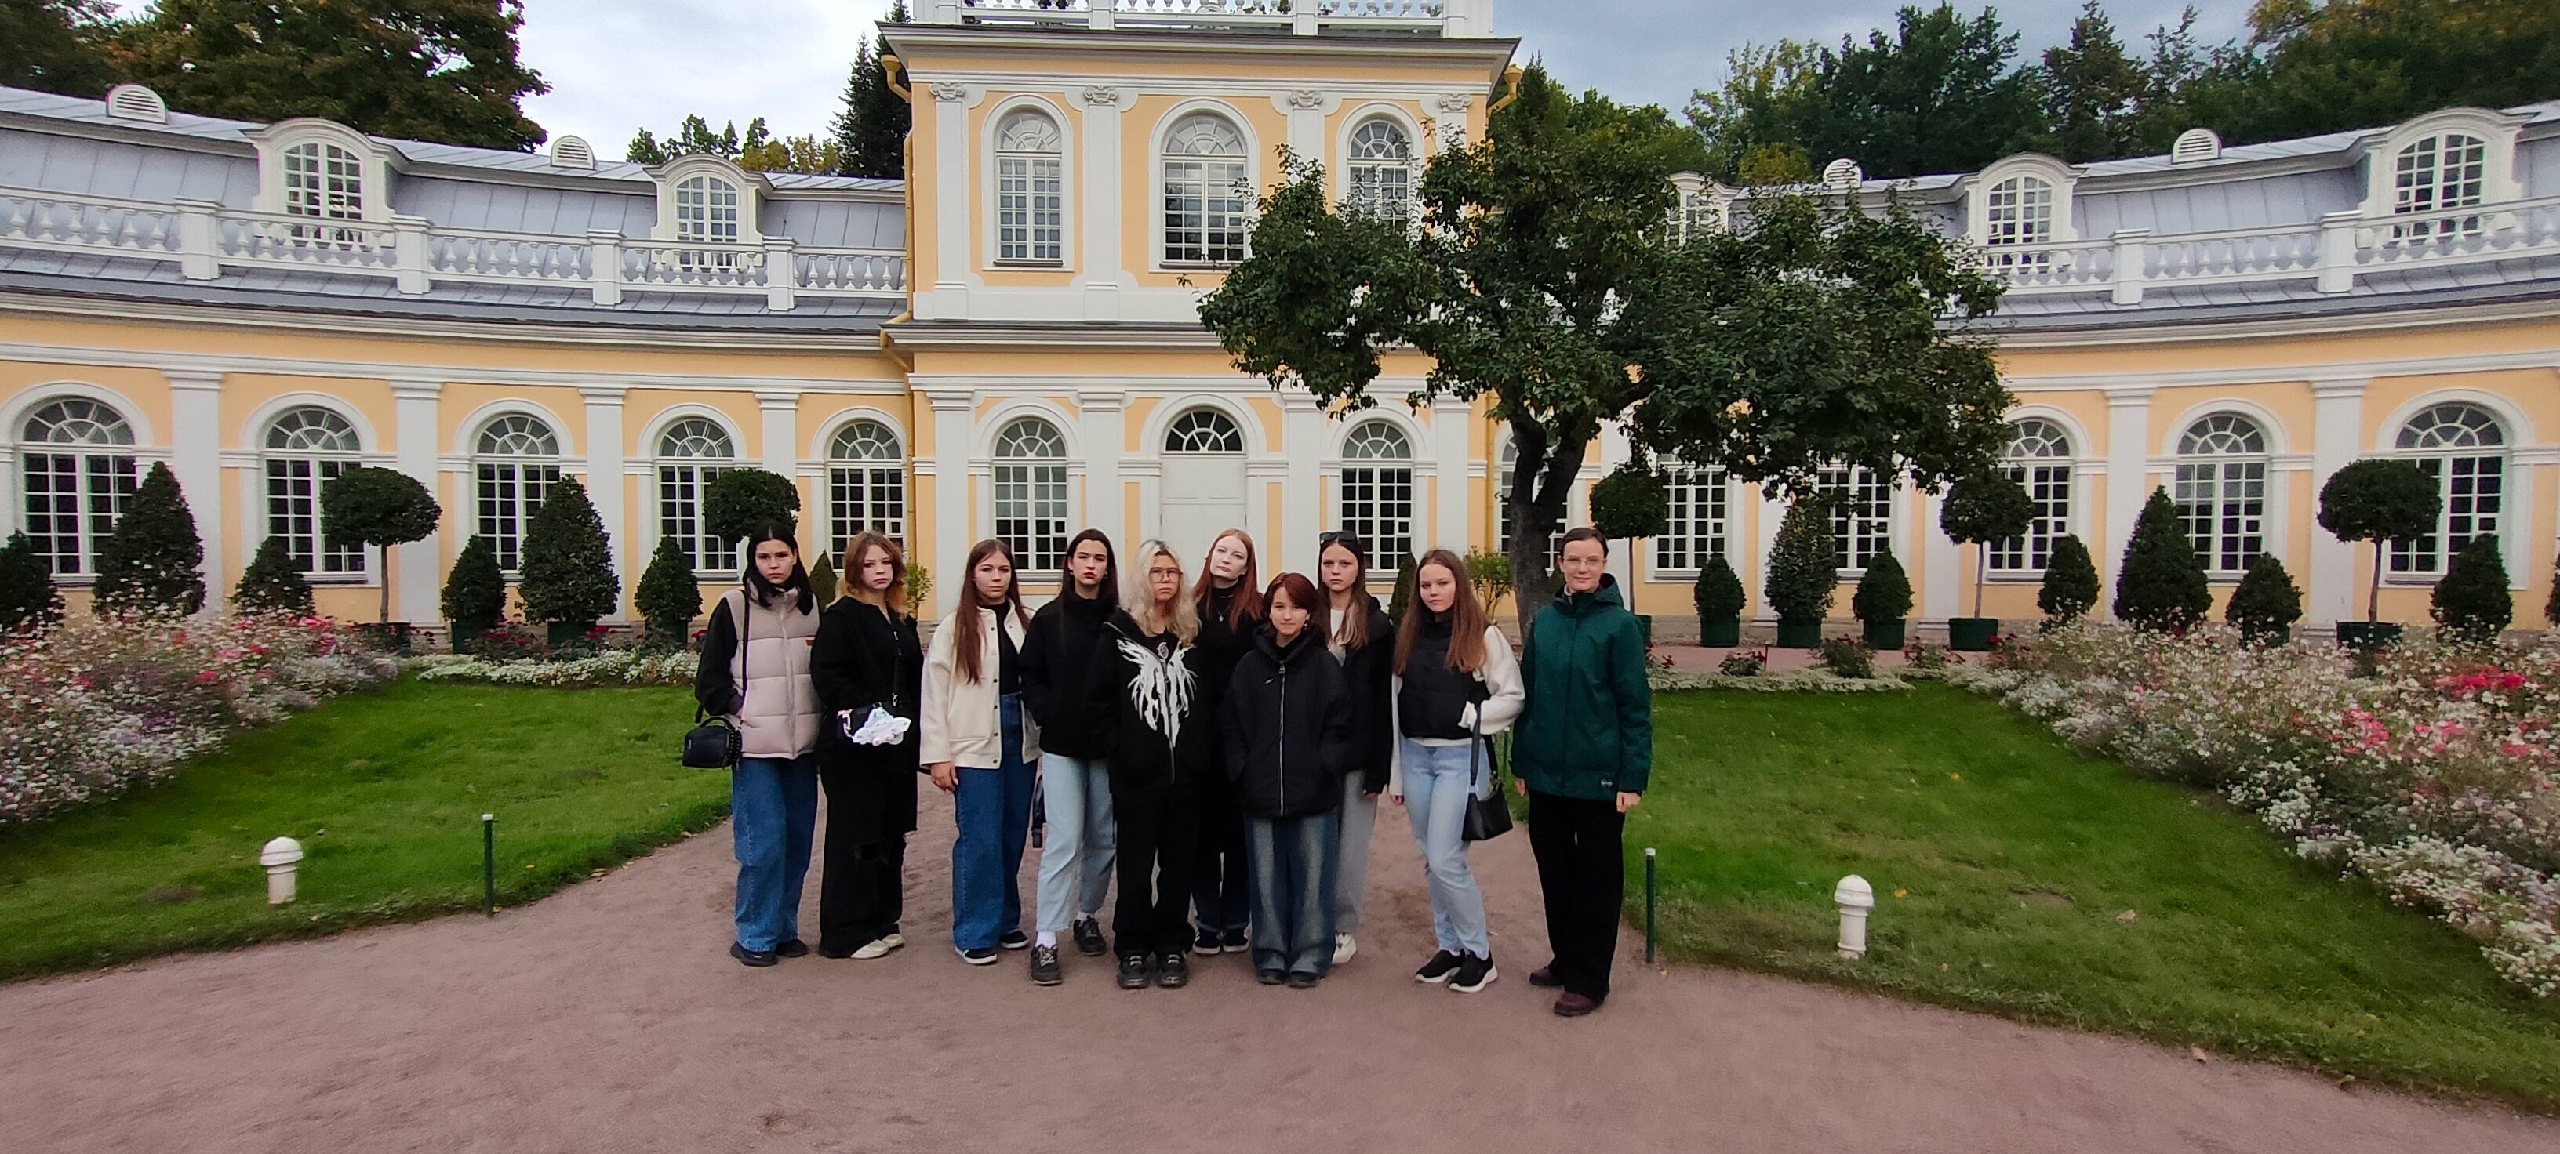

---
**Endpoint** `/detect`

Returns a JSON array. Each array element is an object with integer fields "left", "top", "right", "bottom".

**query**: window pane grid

[
  {"left": 2392, "top": 133, "right": 2486, "bottom": 239},
  {"left": 997, "top": 155, "right": 1063, "bottom": 262},
  {"left": 1820, "top": 466, "right": 1893, "bottom": 573},
  {"left": 20, "top": 449, "right": 135, "bottom": 577},
  {"left": 1986, "top": 175, "right": 2055, "bottom": 269},
  {"left": 829, "top": 466, "right": 906, "bottom": 558},
  {"left": 659, "top": 464, "right": 729, "bottom": 573},
  {"left": 266, "top": 457, "right": 362, "bottom": 575},
  {"left": 2173, "top": 460, "right": 2264, "bottom": 574},
  {"left": 1340, "top": 465, "right": 1414, "bottom": 570},
  {"left": 1652, "top": 468, "right": 1727, "bottom": 573},
  {"left": 993, "top": 463, "right": 1066, "bottom": 572},
  {"left": 2391, "top": 454, "right": 2504, "bottom": 575}
]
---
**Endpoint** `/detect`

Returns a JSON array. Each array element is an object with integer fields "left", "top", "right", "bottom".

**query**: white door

[{"left": 1157, "top": 408, "right": 1249, "bottom": 567}]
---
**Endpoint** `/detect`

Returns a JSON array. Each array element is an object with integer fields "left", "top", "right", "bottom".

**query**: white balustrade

[{"left": 922, "top": 0, "right": 1461, "bottom": 33}]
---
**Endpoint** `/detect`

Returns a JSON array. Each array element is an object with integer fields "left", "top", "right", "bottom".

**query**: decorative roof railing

[
  {"left": 0, "top": 185, "right": 908, "bottom": 311},
  {"left": 916, "top": 0, "right": 1492, "bottom": 37}
]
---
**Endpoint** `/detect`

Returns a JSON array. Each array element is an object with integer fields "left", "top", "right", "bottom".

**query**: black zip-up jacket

[
  {"left": 1331, "top": 596, "right": 1396, "bottom": 794},
  {"left": 1221, "top": 629, "right": 1353, "bottom": 820},
  {"left": 1102, "top": 609, "right": 1205, "bottom": 791},
  {"left": 1191, "top": 583, "right": 1258, "bottom": 717},
  {"left": 1397, "top": 611, "right": 1478, "bottom": 741},
  {"left": 1022, "top": 589, "right": 1117, "bottom": 759},
  {"left": 810, "top": 597, "right": 924, "bottom": 772}
]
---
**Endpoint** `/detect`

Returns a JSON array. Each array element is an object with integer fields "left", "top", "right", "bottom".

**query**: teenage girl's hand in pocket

[{"left": 930, "top": 761, "right": 956, "bottom": 793}]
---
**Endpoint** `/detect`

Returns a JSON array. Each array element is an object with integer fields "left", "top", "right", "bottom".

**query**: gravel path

[{"left": 3, "top": 788, "right": 2555, "bottom": 1153}]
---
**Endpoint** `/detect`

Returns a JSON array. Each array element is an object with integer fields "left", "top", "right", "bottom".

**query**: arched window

[
  {"left": 1347, "top": 119, "right": 1413, "bottom": 223},
  {"left": 1991, "top": 418, "right": 2072, "bottom": 572},
  {"left": 1984, "top": 174, "right": 2054, "bottom": 269},
  {"left": 827, "top": 419, "right": 905, "bottom": 557},
  {"left": 1653, "top": 462, "right": 1726, "bottom": 575},
  {"left": 993, "top": 417, "right": 1068, "bottom": 572},
  {"left": 2173, "top": 413, "right": 2267, "bottom": 575},
  {"left": 263, "top": 407, "right": 365, "bottom": 576},
  {"left": 18, "top": 398, "right": 138, "bottom": 577},
  {"left": 1339, "top": 421, "right": 1413, "bottom": 569},
  {"left": 1819, "top": 465, "right": 1894, "bottom": 573},
  {"left": 2391, "top": 403, "right": 2505, "bottom": 576},
  {"left": 674, "top": 174, "right": 742, "bottom": 245},
  {"left": 472, "top": 414, "right": 562, "bottom": 574},
  {"left": 282, "top": 141, "right": 365, "bottom": 222},
  {"left": 1162, "top": 113, "right": 1248, "bottom": 266},
  {"left": 1162, "top": 408, "right": 1244, "bottom": 454},
  {"left": 2391, "top": 132, "right": 2487, "bottom": 241},
  {"left": 995, "top": 111, "right": 1064, "bottom": 264},
  {"left": 1494, "top": 437, "right": 1560, "bottom": 574},
  {"left": 656, "top": 418, "right": 736, "bottom": 572}
]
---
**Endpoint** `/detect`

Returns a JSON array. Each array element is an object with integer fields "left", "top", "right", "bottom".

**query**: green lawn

[
  {"left": 0, "top": 679, "right": 725, "bottom": 981},
  {"left": 1637, "top": 683, "right": 2560, "bottom": 1111}
]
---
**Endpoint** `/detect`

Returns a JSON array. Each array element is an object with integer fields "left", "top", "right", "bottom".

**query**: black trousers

[
  {"left": 1109, "top": 767, "right": 1200, "bottom": 958},
  {"left": 1190, "top": 768, "right": 1250, "bottom": 934},
  {"left": 817, "top": 766, "right": 911, "bottom": 953},
  {"left": 1527, "top": 789, "right": 1626, "bottom": 1001}
]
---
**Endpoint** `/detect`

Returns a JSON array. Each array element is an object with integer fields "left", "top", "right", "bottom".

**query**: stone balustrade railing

[{"left": 916, "top": 0, "right": 1490, "bottom": 37}]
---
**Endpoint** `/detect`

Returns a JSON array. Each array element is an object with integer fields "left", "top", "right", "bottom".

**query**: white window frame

[
  {"left": 471, "top": 413, "right": 563, "bottom": 577},
  {"left": 1968, "top": 155, "right": 2077, "bottom": 265},
  {"left": 992, "top": 416, "right": 1070, "bottom": 575},
  {"left": 1818, "top": 465, "right": 1896, "bottom": 576},
  {"left": 261, "top": 405, "right": 369, "bottom": 581},
  {"left": 15, "top": 397, "right": 140, "bottom": 579},
  {"left": 2362, "top": 108, "right": 2523, "bottom": 232},
  {"left": 986, "top": 100, "right": 1071, "bottom": 268},
  {"left": 1666, "top": 172, "right": 1731, "bottom": 242},
  {"left": 650, "top": 155, "right": 765, "bottom": 246},
  {"left": 1339, "top": 108, "right": 1420, "bottom": 225},
  {"left": 1339, "top": 420, "right": 1415, "bottom": 571},
  {"left": 2172, "top": 413, "right": 2270, "bottom": 578},
  {"left": 653, "top": 415, "right": 739, "bottom": 576},
  {"left": 1990, "top": 418, "right": 2074, "bottom": 573},
  {"left": 1153, "top": 105, "right": 1256, "bottom": 270},
  {"left": 2388, "top": 401, "right": 2508, "bottom": 579},
  {"left": 825, "top": 417, "right": 907, "bottom": 559},
  {"left": 249, "top": 120, "right": 392, "bottom": 224},
  {"left": 1650, "top": 462, "right": 1729, "bottom": 578}
]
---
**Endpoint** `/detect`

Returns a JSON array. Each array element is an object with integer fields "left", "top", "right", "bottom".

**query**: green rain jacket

[{"left": 1513, "top": 575, "right": 1653, "bottom": 800}]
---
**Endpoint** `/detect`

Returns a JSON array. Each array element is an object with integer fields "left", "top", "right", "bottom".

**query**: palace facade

[{"left": 2, "top": 0, "right": 2556, "bottom": 634}]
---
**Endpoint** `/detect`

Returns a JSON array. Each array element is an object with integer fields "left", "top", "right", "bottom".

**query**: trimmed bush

[
  {"left": 1693, "top": 551, "right": 1746, "bottom": 621},
  {"left": 1940, "top": 471, "right": 2037, "bottom": 619},
  {"left": 2319, "top": 458, "right": 2441, "bottom": 623},
  {"left": 905, "top": 562, "right": 933, "bottom": 617},
  {"left": 440, "top": 535, "right": 506, "bottom": 632},
  {"left": 1464, "top": 548, "right": 1514, "bottom": 612},
  {"left": 636, "top": 536, "right": 703, "bottom": 642},
  {"left": 1817, "top": 636, "right": 1876, "bottom": 679},
  {"left": 1852, "top": 548, "right": 1912, "bottom": 623},
  {"left": 810, "top": 551, "right": 839, "bottom": 608},
  {"left": 1590, "top": 454, "right": 1669, "bottom": 544},
  {"left": 0, "top": 532, "right": 62, "bottom": 632},
  {"left": 516, "top": 476, "right": 618, "bottom": 629},
  {"left": 2548, "top": 547, "right": 2560, "bottom": 630},
  {"left": 93, "top": 462, "right": 204, "bottom": 618},
  {"left": 703, "top": 468, "right": 801, "bottom": 550},
  {"left": 319, "top": 465, "right": 443, "bottom": 624},
  {"left": 1388, "top": 551, "right": 1417, "bottom": 621},
  {"left": 2113, "top": 488, "right": 2210, "bottom": 632},
  {"left": 1764, "top": 497, "right": 1837, "bottom": 625},
  {"left": 2431, "top": 535, "right": 2512, "bottom": 643},
  {"left": 233, "top": 536, "right": 316, "bottom": 617},
  {"left": 2037, "top": 533, "right": 2101, "bottom": 625},
  {"left": 2225, "top": 553, "right": 2302, "bottom": 645}
]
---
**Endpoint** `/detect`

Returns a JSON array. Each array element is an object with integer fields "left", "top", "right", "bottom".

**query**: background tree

[
  {"left": 516, "top": 476, "right": 617, "bottom": 630},
  {"left": 628, "top": 115, "right": 758, "bottom": 164},
  {"left": 1764, "top": 497, "right": 1838, "bottom": 626},
  {"left": 2317, "top": 458, "right": 2440, "bottom": 623},
  {"left": 2113, "top": 488, "right": 2210, "bottom": 631},
  {"left": 741, "top": 134, "right": 845, "bottom": 175},
  {"left": 4, "top": 0, "right": 119, "bottom": 97},
  {"left": 809, "top": 551, "right": 839, "bottom": 608},
  {"left": 440, "top": 533, "right": 505, "bottom": 634},
  {"left": 1940, "top": 470, "right": 2037, "bottom": 618},
  {"left": 320, "top": 465, "right": 442, "bottom": 624},
  {"left": 703, "top": 468, "right": 801, "bottom": 553},
  {"left": 635, "top": 536, "right": 702, "bottom": 643},
  {"left": 1767, "top": 4, "right": 2043, "bottom": 179},
  {"left": 1693, "top": 551, "right": 1746, "bottom": 635},
  {"left": 0, "top": 531, "right": 64, "bottom": 631},
  {"left": 1387, "top": 552, "right": 1417, "bottom": 622},
  {"left": 1463, "top": 548, "right": 1514, "bottom": 614},
  {"left": 2225, "top": 552, "right": 2302, "bottom": 645},
  {"left": 2036, "top": 532, "right": 2101, "bottom": 625},
  {"left": 1853, "top": 548, "right": 1913, "bottom": 623},
  {"left": 2029, "top": 1, "right": 2152, "bottom": 162},
  {"left": 233, "top": 536, "right": 315, "bottom": 617},
  {"left": 92, "top": 462, "right": 203, "bottom": 618},
  {"left": 113, "top": 0, "right": 549, "bottom": 150},
  {"left": 832, "top": 0, "right": 910, "bottom": 179},
  {"left": 2431, "top": 534, "right": 2512, "bottom": 643},
  {"left": 1589, "top": 452, "right": 1670, "bottom": 564},
  {"left": 2193, "top": 0, "right": 2560, "bottom": 147}
]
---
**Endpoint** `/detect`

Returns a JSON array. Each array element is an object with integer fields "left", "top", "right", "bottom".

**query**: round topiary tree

[
  {"left": 1765, "top": 496, "right": 1837, "bottom": 645},
  {"left": 636, "top": 535, "right": 703, "bottom": 643},
  {"left": 1692, "top": 551, "right": 1745, "bottom": 646},
  {"left": 704, "top": 468, "right": 802, "bottom": 558},
  {"left": 320, "top": 465, "right": 443, "bottom": 625},
  {"left": 1590, "top": 453, "right": 1669, "bottom": 558},
  {"left": 1939, "top": 470, "right": 2037, "bottom": 620},
  {"left": 2432, "top": 534, "right": 2512, "bottom": 644},
  {"left": 517, "top": 476, "right": 619, "bottom": 635},
  {"left": 2226, "top": 553, "right": 2303, "bottom": 646},
  {"left": 440, "top": 534, "right": 507, "bottom": 644},
  {"left": 234, "top": 536, "right": 316, "bottom": 617},
  {"left": 2037, "top": 533, "right": 2101, "bottom": 626},
  {"left": 1852, "top": 547, "right": 1912, "bottom": 648},
  {"left": 0, "top": 531, "right": 63, "bottom": 632},
  {"left": 92, "top": 461, "right": 204, "bottom": 618},
  {"left": 2317, "top": 458, "right": 2441, "bottom": 623},
  {"left": 2113, "top": 488, "right": 2211, "bottom": 632}
]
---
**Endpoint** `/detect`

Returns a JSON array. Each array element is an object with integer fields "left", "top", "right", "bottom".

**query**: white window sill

[{"left": 991, "top": 260, "right": 1068, "bottom": 271}]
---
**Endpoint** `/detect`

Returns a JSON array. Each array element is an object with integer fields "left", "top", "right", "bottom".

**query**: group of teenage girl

[{"left": 693, "top": 522, "right": 1652, "bottom": 1017}]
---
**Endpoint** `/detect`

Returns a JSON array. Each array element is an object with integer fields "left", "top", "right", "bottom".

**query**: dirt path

[{"left": 3, "top": 788, "right": 2554, "bottom": 1154}]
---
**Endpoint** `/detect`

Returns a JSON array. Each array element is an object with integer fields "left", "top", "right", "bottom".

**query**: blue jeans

[
  {"left": 1245, "top": 810, "right": 1339, "bottom": 977},
  {"left": 732, "top": 754, "right": 819, "bottom": 952},
  {"left": 951, "top": 694, "right": 1035, "bottom": 951},
  {"left": 1034, "top": 752, "right": 1116, "bottom": 934},
  {"left": 1401, "top": 739, "right": 1491, "bottom": 958}
]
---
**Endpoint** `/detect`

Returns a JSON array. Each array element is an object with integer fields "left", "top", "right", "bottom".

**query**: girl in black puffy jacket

[{"left": 1219, "top": 571, "right": 1353, "bottom": 987}]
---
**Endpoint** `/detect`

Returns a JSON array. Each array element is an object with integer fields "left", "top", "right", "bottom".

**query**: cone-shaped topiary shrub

[
  {"left": 2037, "top": 533, "right": 2101, "bottom": 626},
  {"left": 1388, "top": 551, "right": 1418, "bottom": 621},
  {"left": 1765, "top": 497, "right": 1837, "bottom": 625},
  {"left": 517, "top": 476, "right": 618, "bottom": 629},
  {"left": 810, "top": 551, "right": 839, "bottom": 608},
  {"left": 2432, "top": 534, "right": 2513, "bottom": 644},
  {"left": 2225, "top": 553, "right": 2302, "bottom": 646},
  {"left": 636, "top": 535, "right": 704, "bottom": 643},
  {"left": 441, "top": 534, "right": 506, "bottom": 633},
  {"left": 234, "top": 536, "right": 316, "bottom": 617},
  {"left": 93, "top": 462, "right": 204, "bottom": 618},
  {"left": 1852, "top": 548, "right": 1911, "bottom": 623},
  {"left": 0, "top": 532, "right": 63, "bottom": 631},
  {"left": 2113, "top": 488, "right": 2210, "bottom": 632},
  {"left": 1694, "top": 551, "right": 1745, "bottom": 621}
]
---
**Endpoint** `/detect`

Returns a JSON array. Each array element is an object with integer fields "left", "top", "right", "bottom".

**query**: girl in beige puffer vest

[{"left": 694, "top": 528, "right": 823, "bottom": 967}]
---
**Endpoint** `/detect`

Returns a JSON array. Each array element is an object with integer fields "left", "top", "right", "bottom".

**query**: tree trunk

[
  {"left": 2368, "top": 541, "right": 2382, "bottom": 622},
  {"left": 1972, "top": 545, "right": 1985, "bottom": 619},
  {"left": 378, "top": 544, "right": 392, "bottom": 624},
  {"left": 1503, "top": 419, "right": 1589, "bottom": 631}
]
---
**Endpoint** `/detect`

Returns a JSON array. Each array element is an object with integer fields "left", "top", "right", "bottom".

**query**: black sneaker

[
  {"left": 774, "top": 938, "right": 809, "bottom": 959},
  {"left": 1072, "top": 916, "right": 1107, "bottom": 956},
  {"left": 1117, "top": 954, "right": 1149, "bottom": 990},
  {"left": 998, "top": 929, "right": 1031, "bottom": 951},
  {"left": 1449, "top": 953, "right": 1498, "bottom": 993},
  {"left": 955, "top": 946, "right": 999, "bottom": 965},
  {"left": 1193, "top": 927, "right": 1221, "bottom": 954},
  {"left": 1414, "top": 950, "right": 1462, "bottom": 984},
  {"left": 1030, "top": 944, "right": 1063, "bottom": 986},
  {"left": 730, "top": 942, "right": 778, "bottom": 968},
  {"left": 1155, "top": 951, "right": 1190, "bottom": 988},
  {"left": 1220, "top": 927, "right": 1249, "bottom": 954}
]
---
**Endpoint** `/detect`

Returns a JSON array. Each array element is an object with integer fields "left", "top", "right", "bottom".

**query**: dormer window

[
  {"left": 2364, "top": 108, "right": 2523, "bottom": 243},
  {"left": 2391, "top": 132, "right": 2486, "bottom": 240},
  {"left": 650, "top": 156, "right": 763, "bottom": 273},
  {"left": 249, "top": 120, "right": 392, "bottom": 241},
  {"left": 284, "top": 141, "right": 366, "bottom": 223},
  {"left": 1970, "top": 156, "right": 2078, "bottom": 274},
  {"left": 675, "top": 174, "right": 741, "bottom": 245}
]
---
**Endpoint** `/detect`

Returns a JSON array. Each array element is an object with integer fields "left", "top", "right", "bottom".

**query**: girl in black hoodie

[
  {"left": 1220, "top": 571, "right": 1353, "bottom": 988},
  {"left": 1316, "top": 532, "right": 1395, "bottom": 966},
  {"left": 810, "top": 532, "right": 924, "bottom": 960},
  {"left": 1019, "top": 529, "right": 1119, "bottom": 984},
  {"left": 1187, "top": 529, "right": 1263, "bottom": 955}
]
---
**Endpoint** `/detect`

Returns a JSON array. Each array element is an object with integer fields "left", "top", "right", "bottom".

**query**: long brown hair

[
  {"left": 1317, "top": 531, "right": 1372, "bottom": 650},
  {"left": 1121, "top": 539, "right": 1200, "bottom": 644},
  {"left": 845, "top": 531, "right": 908, "bottom": 619},
  {"left": 1190, "top": 528, "right": 1264, "bottom": 631},
  {"left": 1393, "top": 549, "right": 1489, "bottom": 675},
  {"left": 949, "top": 538, "right": 1027, "bottom": 685}
]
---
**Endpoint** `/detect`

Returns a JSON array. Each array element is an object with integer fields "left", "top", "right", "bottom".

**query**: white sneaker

[
  {"left": 1333, "top": 932, "right": 1358, "bottom": 965},
  {"left": 851, "top": 933, "right": 903, "bottom": 960}
]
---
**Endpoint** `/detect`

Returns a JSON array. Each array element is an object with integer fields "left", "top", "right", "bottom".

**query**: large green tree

[
  {"left": 832, "top": 0, "right": 910, "bottom": 180},
  {"left": 1199, "top": 65, "right": 2010, "bottom": 622},
  {"left": 2029, "top": 1, "right": 2152, "bottom": 162},
  {"left": 3, "top": 0, "right": 119, "bottom": 97},
  {"left": 2194, "top": 0, "right": 2560, "bottom": 146},
  {"left": 1769, "top": 4, "right": 2044, "bottom": 180},
  {"left": 113, "top": 0, "right": 548, "bottom": 150}
]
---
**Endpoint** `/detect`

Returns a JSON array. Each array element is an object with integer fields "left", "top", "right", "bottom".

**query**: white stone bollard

[
  {"left": 260, "top": 836, "right": 305, "bottom": 905},
  {"left": 1833, "top": 874, "right": 1875, "bottom": 960}
]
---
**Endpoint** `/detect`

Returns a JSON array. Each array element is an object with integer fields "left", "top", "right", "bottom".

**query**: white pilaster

[
  {"left": 923, "top": 81, "right": 979, "bottom": 321},
  {"left": 1431, "top": 398, "right": 1472, "bottom": 557},
  {"left": 1079, "top": 86, "right": 1128, "bottom": 319},
  {"left": 1079, "top": 388, "right": 1126, "bottom": 544},
  {"left": 929, "top": 388, "right": 975, "bottom": 605},
  {"left": 2102, "top": 386, "right": 2152, "bottom": 614},
  {"left": 166, "top": 371, "right": 226, "bottom": 607},
  {"left": 1752, "top": 484, "right": 1784, "bottom": 624},
  {"left": 1275, "top": 91, "right": 1333, "bottom": 165},
  {"left": 391, "top": 380, "right": 442, "bottom": 622},
  {"left": 579, "top": 387, "right": 627, "bottom": 615},
  {"left": 1281, "top": 394, "right": 1324, "bottom": 561},
  {"left": 1921, "top": 488, "right": 1958, "bottom": 621}
]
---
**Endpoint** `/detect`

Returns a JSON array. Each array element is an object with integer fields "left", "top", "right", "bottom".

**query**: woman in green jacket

[{"left": 1511, "top": 527, "right": 1652, "bottom": 1017}]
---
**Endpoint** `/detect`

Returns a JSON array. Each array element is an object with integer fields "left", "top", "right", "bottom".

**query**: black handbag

[
  {"left": 1462, "top": 689, "right": 1513, "bottom": 843},
  {"left": 682, "top": 593, "right": 746, "bottom": 770}
]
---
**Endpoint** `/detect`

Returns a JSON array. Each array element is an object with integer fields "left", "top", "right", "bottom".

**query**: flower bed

[
  {"left": 413, "top": 648, "right": 695, "bottom": 688},
  {"left": 0, "top": 614, "right": 399, "bottom": 825},
  {"left": 1952, "top": 622, "right": 2560, "bottom": 995}
]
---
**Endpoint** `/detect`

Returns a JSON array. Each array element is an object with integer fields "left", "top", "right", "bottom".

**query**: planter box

[
  {"left": 356, "top": 621, "right": 413, "bottom": 654},
  {"left": 1634, "top": 613, "right": 1653, "bottom": 647},
  {"left": 1862, "top": 618, "right": 1907, "bottom": 650},
  {"left": 547, "top": 620, "right": 599, "bottom": 646},
  {"left": 1699, "top": 617, "right": 1742, "bottom": 648},
  {"left": 1775, "top": 619, "right": 1824, "bottom": 649},
  {"left": 448, "top": 621, "right": 491, "bottom": 653},
  {"left": 1948, "top": 617, "right": 2000, "bottom": 651},
  {"left": 2336, "top": 621, "right": 2403, "bottom": 651}
]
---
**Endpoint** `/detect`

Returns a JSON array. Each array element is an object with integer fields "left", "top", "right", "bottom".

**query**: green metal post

[{"left": 482, "top": 813, "right": 496, "bottom": 916}]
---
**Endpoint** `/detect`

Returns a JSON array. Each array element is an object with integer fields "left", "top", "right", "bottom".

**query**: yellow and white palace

[{"left": 3, "top": 0, "right": 2557, "bottom": 635}]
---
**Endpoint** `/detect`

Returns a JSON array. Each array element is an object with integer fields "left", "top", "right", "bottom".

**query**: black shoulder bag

[
  {"left": 682, "top": 593, "right": 746, "bottom": 770},
  {"left": 1461, "top": 673, "right": 1513, "bottom": 842}
]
